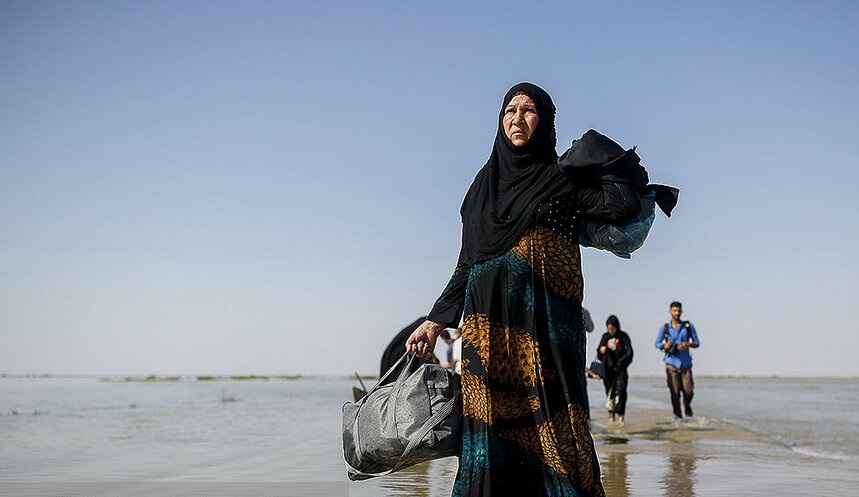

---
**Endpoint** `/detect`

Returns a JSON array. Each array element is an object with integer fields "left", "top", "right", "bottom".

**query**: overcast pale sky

[{"left": 2, "top": 0, "right": 857, "bottom": 377}]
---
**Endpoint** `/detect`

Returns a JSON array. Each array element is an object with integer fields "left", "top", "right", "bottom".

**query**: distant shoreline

[
  {"left": 631, "top": 374, "right": 859, "bottom": 380},
  {"left": 2, "top": 373, "right": 858, "bottom": 381}
]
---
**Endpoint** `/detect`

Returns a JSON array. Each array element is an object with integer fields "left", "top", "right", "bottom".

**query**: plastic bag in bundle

[{"left": 578, "top": 191, "right": 656, "bottom": 259}]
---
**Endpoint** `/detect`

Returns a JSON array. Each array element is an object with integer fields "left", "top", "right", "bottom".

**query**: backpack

[{"left": 662, "top": 321, "right": 691, "bottom": 344}]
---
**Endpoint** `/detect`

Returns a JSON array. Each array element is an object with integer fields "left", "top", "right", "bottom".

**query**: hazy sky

[{"left": 2, "top": 0, "right": 857, "bottom": 377}]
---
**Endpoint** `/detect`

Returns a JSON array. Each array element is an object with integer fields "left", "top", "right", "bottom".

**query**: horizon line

[{"left": 2, "top": 373, "right": 859, "bottom": 381}]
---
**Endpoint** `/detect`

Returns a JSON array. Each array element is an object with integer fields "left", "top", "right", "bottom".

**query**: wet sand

[
  {"left": 349, "top": 407, "right": 859, "bottom": 497},
  {"left": 588, "top": 406, "right": 858, "bottom": 496},
  {"left": 592, "top": 407, "right": 775, "bottom": 497}
]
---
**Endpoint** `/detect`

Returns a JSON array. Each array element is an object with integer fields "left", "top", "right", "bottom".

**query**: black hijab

[{"left": 458, "top": 83, "right": 572, "bottom": 265}]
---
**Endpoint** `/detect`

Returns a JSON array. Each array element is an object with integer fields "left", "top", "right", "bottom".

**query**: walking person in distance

[
  {"left": 655, "top": 301, "right": 699, "bottom": 420},
  {"left": 597, "top": 315, "right": 634, "bottom": 427}
]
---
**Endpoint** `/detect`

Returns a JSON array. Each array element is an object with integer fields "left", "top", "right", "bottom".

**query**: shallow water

[
  {"left": 589, "top": 377, "right": 859, "bottom": 497},
  {"left": 629, "top": 377, "right": 859, "bottom": 461},
  {"left": 1, "top": 376, "right": 857, "bottom": 496}
]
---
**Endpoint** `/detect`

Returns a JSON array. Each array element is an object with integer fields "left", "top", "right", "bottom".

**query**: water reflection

[
  {"left": 351, "top": 457, "right": 457, "bottom": 497},
  {"left": 660, "top": 449, "right": 697, "bottom": 497},
  {"left": 597, "top": 436, "right": 698, "bottom": 497},
  {"left": 601, "top": 452, "right": 630, "bottom": 497},
  {"left": 379, "top": 460, "right": 432, "bottom": 497}
]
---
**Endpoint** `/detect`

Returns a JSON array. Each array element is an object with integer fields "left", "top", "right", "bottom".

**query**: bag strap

[
  {"left": 384, "top": 354, "right": 417, "bottom": 427},
  {"left": 359, "top": 352, "right": 414, "bottom": 403},
  {"left": 351, "top": 353, "right": 416, "bottom": 469},
  {"left": 345, "top": 391, "right": 460, "bottom": 479}
]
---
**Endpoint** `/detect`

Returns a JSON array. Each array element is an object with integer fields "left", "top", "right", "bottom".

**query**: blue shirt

[{"left": 654, "top": 321, "right": 699, "bottom": 368}]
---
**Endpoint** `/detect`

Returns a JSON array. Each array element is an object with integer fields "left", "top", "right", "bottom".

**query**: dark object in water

[
  {"left": 355, "top": 372, "right": 368, "bottom": 391},
  {"left": 353, "top": 373, "right": 368, "bottom": 402}
]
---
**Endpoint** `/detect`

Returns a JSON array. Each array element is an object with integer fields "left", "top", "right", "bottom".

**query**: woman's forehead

[{"left": 506, "top": 92, "right": 536, "bottom": 106}]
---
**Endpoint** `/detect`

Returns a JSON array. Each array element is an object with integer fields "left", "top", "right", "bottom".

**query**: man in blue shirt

[{"left": 655, "top": 301, "right": 700, "bottom": 419}]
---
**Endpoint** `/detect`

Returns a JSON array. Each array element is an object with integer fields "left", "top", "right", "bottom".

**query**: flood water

[{"left": 2, "top": 376, "right": 857, "bottom": 496}]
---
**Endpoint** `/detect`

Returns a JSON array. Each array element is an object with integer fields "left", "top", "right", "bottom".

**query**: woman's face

[
  {"left": 607, "top": 323, "right": 618, "bottom": 335},
  {"left": 503, "top": 93, "right": 539, "bottom": 146}
]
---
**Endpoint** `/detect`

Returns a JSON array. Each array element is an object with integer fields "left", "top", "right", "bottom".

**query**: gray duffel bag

[{"left": 342, "top": 353, "right": 461, "bottom": 481}]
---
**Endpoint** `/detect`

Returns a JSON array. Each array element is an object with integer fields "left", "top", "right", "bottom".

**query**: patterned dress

[{"left": 431, "top": 192, "right": 605, "bottom": 497}]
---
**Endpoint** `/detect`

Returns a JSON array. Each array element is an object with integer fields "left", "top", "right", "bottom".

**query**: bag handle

[
  {"left": 387, "top": 353, "right": 423, "bottom": 430},
  {"left": 358, "top": 352, "right": 414, "bottom": 403},
  {"left": 351, "top": 353, "right": 416, "bottom": 462}
]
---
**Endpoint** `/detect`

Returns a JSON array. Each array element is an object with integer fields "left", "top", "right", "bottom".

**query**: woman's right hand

[{"left": 405, "top": 320, "right": 445, "bottom": 360}]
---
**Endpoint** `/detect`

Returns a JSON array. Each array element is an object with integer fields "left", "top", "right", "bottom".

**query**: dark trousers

[
  {"left": 602, "top": 370, "right": 628, "bottom": 416},
  {"left": 665, "top": 364, "right": 694, "bottom": 418}
]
